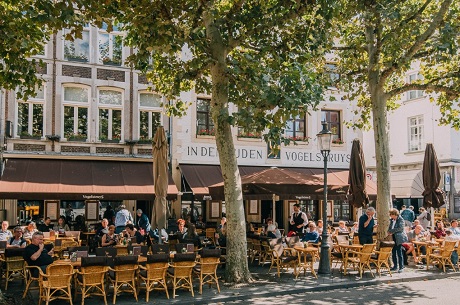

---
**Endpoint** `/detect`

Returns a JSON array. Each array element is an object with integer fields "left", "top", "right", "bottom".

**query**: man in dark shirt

[
  {"left": 358, "top": 207, "right": 376, "bottom": 245},
  {"left": 38, "top": 217, "right": 53, "bottom": 232},
  {"left": 23, "top": 231, "right": 54, "bottom": 274}
]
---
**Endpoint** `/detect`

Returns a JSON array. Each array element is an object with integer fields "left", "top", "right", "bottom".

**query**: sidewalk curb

[{"left": 171, "top": 271, "right": 460, "bottom": 304}]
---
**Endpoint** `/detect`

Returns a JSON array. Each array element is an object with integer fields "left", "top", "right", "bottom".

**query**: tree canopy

[{"left": 332, "top": 0, "right": 460, "bottom": 236}]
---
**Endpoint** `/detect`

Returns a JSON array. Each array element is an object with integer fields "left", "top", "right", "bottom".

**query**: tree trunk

[
  {"left": 370, "top": 85, "right": 392, "bottom": 241},
  {"left": 206, "top": 14, "right": 251, "bottom": 284}
]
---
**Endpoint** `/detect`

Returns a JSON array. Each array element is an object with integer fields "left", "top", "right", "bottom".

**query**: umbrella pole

[{"left": 272, "top": 194, "right": 276, "bottom": 224}]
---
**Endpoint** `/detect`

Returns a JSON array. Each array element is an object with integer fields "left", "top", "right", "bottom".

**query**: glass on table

[{"left": 63, "top": 251, "right": 70, "bottom": 260}]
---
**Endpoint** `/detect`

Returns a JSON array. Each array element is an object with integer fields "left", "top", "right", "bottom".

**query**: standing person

[
  {"left": 358, "top": 207, "right": 376, "bottom": 245},
  {"left": 388, "top": 208, "right": 408, "bottom": 273},
  {"left": 289, "top": 203, "right": 308, "bottom": 236},
  {"left": 114, "top": 205, "right": 133, "bottom": 234},
  {"left": 136, "top": 209, "right": 152, "bottom": 236},
  {"left": 64, "top": 203, "right": 73, "bottom": 224},
  {"left": 23, "top": 232, "right": 54, "bottom": 274},
  {"left": 400, "top": 205, "right": 415, "bottom": 227},
  {"left": 103, "top": 205, "right": 116, "bottom": 225},
  {"left": 0, "top": 221, "right": 13, "bottom": 241},
  {"left": 417, "top": 207, "right": 429, "bottom": 230}
]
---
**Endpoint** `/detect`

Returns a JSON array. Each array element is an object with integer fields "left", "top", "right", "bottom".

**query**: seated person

[
  {"left": 434, "top": 220, "right": 446, "bottom": 239},
  {"left": 180, "top": 224, "right": 201, "bottom": 247},
  {"left": 333, "top": 220, "right": 349, "bottom": 235},
  {"left": 176, "top": 218, "right": 188, "bottom": 239},
  {"left": 38, "top": 217, "right": 53, "bottom": 232},
  {"left": 195, "top": 215, "right": 206, "bottom": 229},
  {"left": 56, "top": 216, "right": 70, "bottom": 233},
  {"left": 403, "top": 225, "right": 427, "bottom": 264},
  {"left": 101, "top": 225, "right": 119, "bottom": 247},
  {"left": 124, "top": 223, "right": 144, "bottom": 244},
  {"left": 215, "top": 218, "right": 227, "bottom": 248},
  {"left": 97, "top": 218, "right": 110, "bottom": 237},
  {"left": 302, "top": 222, "right": 320, "bottom": 243},
  {"left": 0, "top": 221, "right": 13, "bottom": 241},
  {"left": 316, "top": 220, "right": 324, "bottom": 235},
  {"left": 23, "top": 232, "right": 54, "bottom": 274},
  {"left": 411, "top": 219, "right": 421, "bottom": 230},
  {"left": 23, "top": 221, "right": 38, "bottom": 239},
  {"left": 8, "top": 226, "right": 27, "bottom": 248},
  {"left": 265, "top": 218, "right": 281, "bottom": 239},
  {"left": 350, "top": 222, "right": 359, "bottom": 234}
]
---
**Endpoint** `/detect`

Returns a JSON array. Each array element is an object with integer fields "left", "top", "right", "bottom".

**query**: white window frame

[
  {"left": 62, "top": 85, "right": 90, "bottom": 140},
  {"left": 16, "top": 84, "right": 46, "bottom": 138},
  {"left": 98, "top": 23, "right": 123, "bottom": 65},
  {"left": 408, "top": 115, "right": 424, "bottom": 152},
  {"left": 63, "top": 25, "right": 91, "bottom": 62},
  {"left": 407, "top": 73, "right": 424, "bottom": 100},
  {"left": 97, "top": 88, "right": 124, "bottom": 141},
  {"left": 285, "top": 114, "right": 307, "bottom": 141},
  {"left": 138, "top": 91, "right": 163, "bottom": 140}
]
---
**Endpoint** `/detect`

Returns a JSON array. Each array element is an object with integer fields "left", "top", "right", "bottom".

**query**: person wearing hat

[
  {"left": 114, "top": 204, "right": 133, "bottom": 234},
  {"left": 289, "top": 203, "right": 308, "bottom": 236}
]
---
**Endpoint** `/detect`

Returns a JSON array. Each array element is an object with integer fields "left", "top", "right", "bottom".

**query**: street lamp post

[{"left": 317, "top": 121, "right": 332, "bottom": 275}]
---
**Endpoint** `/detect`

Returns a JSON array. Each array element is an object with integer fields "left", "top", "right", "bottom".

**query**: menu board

[
  {"left": 45, "top": 200, "right": 59, "bottom": 221},
  {"left": 85, "top": 200, "right": 99, "bottom": 221},
  {"left": 210, "top": 201, "right": 220, "bottom": 219}
]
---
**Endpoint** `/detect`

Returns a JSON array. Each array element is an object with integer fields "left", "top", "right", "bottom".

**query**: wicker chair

[
  {"left": 268, "top": 244, "right": 298, "bottom": 277},
  {"left": 193, "top": 248, "right": 221, "bottom": 294},
  {"left": 138, "top": 254, "right": 170, "bottom": 301},
  {"left": 346, "top": 243, "right": 376, "bottom": 278},
  {"left": 39, "top": 263, "right": 74, "bottom": 305},
  {"left": 107, "top": 255, "right": 139, "bottom": 304},
  {"left": 2, "top": 248, "right": 26, "bottom": 290},
  {"left": 95, "top": 247, "right": 117, "bottom": 257},
  {"left": 205, "top": 228, "right": 216, "bottom": 245},
  {"left": 370, "top": 245, "right": 393, "bottom": 276},
  {"left": 168, "top": 253, "right": 196, "bottom": 298},
  {"left": 75, "top": 256, "right": 109, "bottom": 305},
  {"left": 428, "top": 240, "right": 457, "bottom": 272},
  {"left": 151, "top": 244, "right": 169, "bottom": 255},
  {"left": 22, "top": 262, "right": 42, "bottom": 299},
  {"left": 250, "top": 238, "right": 263, "bottom": 263}
]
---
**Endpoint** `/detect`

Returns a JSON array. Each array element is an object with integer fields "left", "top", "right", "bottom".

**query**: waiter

[{"left": 289, "top": 203, "right": 308, "bottom": 236}]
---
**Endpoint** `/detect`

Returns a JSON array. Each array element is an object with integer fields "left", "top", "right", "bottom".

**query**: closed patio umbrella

[
  {"left": 422, "top": 143, "right": 444, "bottom": 209},
  {"left": 152, "top": 126, "right": 168, "bottom": 231},
  {"left": 348, "top": 139, "right": 369, "bottom": 208}
]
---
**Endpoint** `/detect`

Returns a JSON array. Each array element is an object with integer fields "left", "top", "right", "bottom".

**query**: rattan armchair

[
  {"left": 428, "top": 240, "right": 457, "bottom": 272},
  {"left": 2, "top": 248, "right": 26, "bottom": 290},
  {"left": 107, "top": 255, "right": 139, "bottom": 304},
  {"left": 168, "top": 253, "right": 196, "bottom": 298},
  {"left": 151, "top": 244, "right": 169, "bottom": 255},
  {"left": 75, "top": 256, "right": 109, "bottom": 305},
  {"left": 346, "top": 243, "right": 376, "bottom": 278},
  {"left": 22, "top": 262, "right": 42, "bottom": 299},
  {"left": 370, "top": 245, "right": 393, "bottom": 276},
  {"left": 138, "top": 253, "right": 170, "bottom": 301},
  {"left": 193, "top": 249, "right": 221, "bottom": 294},
  {"left": 40, "top": 263, "right": 74, "bottom": 305},
  {"left": 268, "top": 244, "right": 298, "bottom": 277}
]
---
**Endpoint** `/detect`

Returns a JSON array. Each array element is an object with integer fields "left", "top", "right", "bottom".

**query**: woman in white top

[
  {"left": 23, "top": 221, "right": 38, "bottom": 239},
  {"left": 266, "top": 218, "right": 281, "bottom": 239}
]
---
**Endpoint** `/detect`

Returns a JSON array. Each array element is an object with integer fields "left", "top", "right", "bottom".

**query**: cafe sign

[{"left": 83, "top": 195, "right": 104, "bottom": 200}]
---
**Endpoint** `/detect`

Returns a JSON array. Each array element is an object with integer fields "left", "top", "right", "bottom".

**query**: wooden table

[
  {"left": 412, "top": 240, "right": 439, "bottom": 269},
  {"left": 294, "top": 246, "right": 318, "bottom": 279},
  {"left": 54, "top": 255, "right": 148, "bottom": 268},
  {"left": 338, "top": 244, "right": 363, "bottom": 275}
]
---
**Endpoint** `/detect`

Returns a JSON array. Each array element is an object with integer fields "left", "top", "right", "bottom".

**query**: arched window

[
  {"left": 98, "top": 89, "right": 123, "bottom": 141},
  {"left": 62, "top": 85, "right": 89, "bottom": 141}
]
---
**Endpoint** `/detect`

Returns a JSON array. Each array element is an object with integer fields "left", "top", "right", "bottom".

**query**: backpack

[{"left": 426, "top": 212, "right": 431, "bottom": 221}]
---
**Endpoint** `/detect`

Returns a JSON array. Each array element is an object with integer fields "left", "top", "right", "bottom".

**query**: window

[
  {"left": 63, "top": 86, "right": 89, "bottom": 140},
  {"left": 408, "top": 115, "right": 423, "bottom": 152},
  {"left": 333, "top": 200, "right": 350, "bottom": 221},
  {"left": 63, "top": 26, "right": 90, "bottom": 62},
  {"left": 325, "top": 63, "right": 340, "bottom": 85},
  {"left": 139, "top": 92, "right": 162, "bottom": 140},
  {"left": 321, "top": 110, "right": 341, "bottom": 143},
  {"left": 17, "top": 85, "right": 44, "bottom": 138},
  {"left": 196, "top": 98, "right": 214, "bottom": 136},
  {"left": 98, "top": 23, "right": 123, "bottom": 65},
  {"left": 286, "top": 114, "right": 307, "bottom": 141},
  {"left": 407, "top": 73, "right": 424, "bottom": 100},
  {"left": 98, "top": 89, "right": 123, "bottom": 141}
]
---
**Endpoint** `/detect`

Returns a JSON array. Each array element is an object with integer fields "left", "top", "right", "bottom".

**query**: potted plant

[
  {"left": 237, "top": 131, "right": 261, "bottom": 139},
  {"left": 20, "top": 131, "right": 42, "bottom": 140},
  {"left": 100, "top": 134, "right": 120, "bottom": 143},
  {"left": 102, "top": 57, "right": 121, "bottom": 66},
  {"left": 332, "top": 138, "right": 345, "bottom": 144},
  {"left": 66, "top": 132, "right": 87, "bottom": 142},
  {"left": 197, "top": 129, "right": 215, "bottom": 136},
  {"left": 288, "top": 136, "right": 310, "bottom": 144},
  {"left": 138, "top": 136, "right": 152, "bottom": 144}
]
